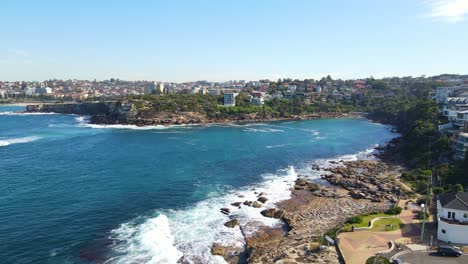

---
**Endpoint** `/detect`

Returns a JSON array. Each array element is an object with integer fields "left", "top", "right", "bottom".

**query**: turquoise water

[{"left": 0, "top": 105, "right": 396, "bottom": 264}]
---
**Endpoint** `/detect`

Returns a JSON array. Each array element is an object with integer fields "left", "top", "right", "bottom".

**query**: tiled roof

[{"left": 439, "top": 192, "right": 468, "bottom": 211}]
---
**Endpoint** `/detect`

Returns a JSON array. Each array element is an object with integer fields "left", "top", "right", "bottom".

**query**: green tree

[{"left": 235, "top": 91, "right": 251, "bottom": 107}]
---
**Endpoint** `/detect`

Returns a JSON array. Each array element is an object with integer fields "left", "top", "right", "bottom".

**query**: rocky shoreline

[
  {"left": 212, "top": 158, "right": 406, "bottom": 264},
  {"left": 25, "top": 102, "right": 360, "bottom": 127}
]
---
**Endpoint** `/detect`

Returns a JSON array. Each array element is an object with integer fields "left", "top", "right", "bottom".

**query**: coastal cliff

[{"left": 26, "top": 102, "right": 350, "bottom": 126}]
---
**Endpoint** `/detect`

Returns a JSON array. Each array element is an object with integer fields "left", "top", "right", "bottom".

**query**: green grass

[
  {"left": 342, "top": 213, "right": 390, "bottom": 231},
  {"left": 371, "top": 218, "right": 404, "bottom": 232}
]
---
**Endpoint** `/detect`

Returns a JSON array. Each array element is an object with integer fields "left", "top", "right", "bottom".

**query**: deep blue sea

[{"left": 0, "top": 105, "right": 396, "bottom": 264}]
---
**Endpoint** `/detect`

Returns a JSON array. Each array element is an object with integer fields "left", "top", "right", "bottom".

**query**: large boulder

[
  {"left": 231, "top": 202, "right": 242, "bottom": 207},
  {"left": 224, "top": 219, "right": 240, "bottom": 228},
  {"left": 253, "top": 201, "right": 262, "bottom": 208},
  {"left": 260, "top": 208, "right": 285, "bottom": 219},
  {"left": 211, "top": 244, "right": 225, "bottom": 256}
]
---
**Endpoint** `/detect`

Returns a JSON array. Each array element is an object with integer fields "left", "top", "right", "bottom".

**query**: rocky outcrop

[
  {"left": 245, "top": 177, "right": 391, "bottom": 263},
  {"left": 321, "top": 160, "right": 405, "bottom": 203},
  {"left": 224, "top": 219, "right": 240, "bottom": 228},
  {"left": 260, "top": 208, "right": 285, "bottom": 219},
  {"left": 211, "top": 243, "right": 245, "bottom": 264},
  {"left": 26, "top": 102, "right": 351, "bottom": 126},
  {"left": 257, "top": 196, "right": 268, "bottom": 204},
  {"left": 252, "top": 201, "right": 263, "bottom": 208},
  {"left": 220, "top": 208, "right": 231, "bottom": 215}
]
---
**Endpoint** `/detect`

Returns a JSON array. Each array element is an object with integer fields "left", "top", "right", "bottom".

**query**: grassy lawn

[
  {"left": 371, "top": 218, "right": 404, "bottom": 232},
  {"left": 342, "top": 213, "right": 391, "bottom": 231}
]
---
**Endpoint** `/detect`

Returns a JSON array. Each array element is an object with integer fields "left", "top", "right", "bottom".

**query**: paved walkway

[{"left": 338, "top": 200, "right": 422, "bottom": 264}]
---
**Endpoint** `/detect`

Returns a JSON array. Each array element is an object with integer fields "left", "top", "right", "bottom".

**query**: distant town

[{"left": 1, "top": 74, "right": 468, "bottom": 107}]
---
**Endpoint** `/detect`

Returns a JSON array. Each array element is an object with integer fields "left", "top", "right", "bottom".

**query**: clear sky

[{"left": 1, "top": 0, "right": 468, "bottom": 82}]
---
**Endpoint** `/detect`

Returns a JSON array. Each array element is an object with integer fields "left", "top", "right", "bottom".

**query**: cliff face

[
  {"left": 26, "top": 102, "right": 349, "bottom": 126},
  {"left": 26, "top": 102, "right": 122, "bottom": 115},
  {"left": 26, "top": 102, "right": 137, "bottom": 121}
]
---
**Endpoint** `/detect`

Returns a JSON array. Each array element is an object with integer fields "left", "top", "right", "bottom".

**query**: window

[
  {"left": 448, "top": 212, "right": 452, "bottom": 218},
  {"left": 464, "top": 213, "right": 467, "bottom": 218},
  {"left": 453, "top": 212, "right": 456, "bottom": 219},
  {"left": 442, "top": 229, "right": 446, "bottom": 234}
]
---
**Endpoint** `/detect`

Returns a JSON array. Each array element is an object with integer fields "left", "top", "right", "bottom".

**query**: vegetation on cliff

[
  {"left": 124, "top": 93, "right": 352, "bottom": 119},
  {"left": 361, "top": 81, "right": 466, "bottom": 195}
]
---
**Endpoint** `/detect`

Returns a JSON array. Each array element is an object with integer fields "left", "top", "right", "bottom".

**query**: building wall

[
  {"left": 438, "top": 220, "right": 468, "bottom": 244},
  {"left": 223, "top": 93, "right": 238, "bottom": 106},
  {"left": 438, "top": 206, "right": 468, "bottom": 222}
]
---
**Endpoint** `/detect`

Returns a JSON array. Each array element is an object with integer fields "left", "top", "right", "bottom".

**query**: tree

[
  {"left": 451, "top": 184, "right": 464, "bottom": 193},
  {"left": 235, "top": 91, "right": 251, "bottom": 107}
]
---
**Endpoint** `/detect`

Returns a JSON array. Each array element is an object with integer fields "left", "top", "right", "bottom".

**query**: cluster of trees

[
  {"left": 126, "top": 94, "right": 220, "bottom": 114},
  {"left": 361, "top": 80, "right": 466, "bottom": 195},
  {"left": 124, "top": 92, "right": 355, "bottom": 119}
]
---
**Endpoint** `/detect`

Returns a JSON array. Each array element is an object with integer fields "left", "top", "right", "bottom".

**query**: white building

[
  {"left": 156, "top": 82, "right": 165, "bottom": 94},
  {"left": 251, "top": 97, "right": 264, "bottom": 106},
  {"left": 441, "top": 98, "right": 468, "bottom": 129},
  {"left": 288, "top": 85, "right": 297, "bottom": 93},
  {"left": 455, "top": 110, "right": 468, "bottom": 129},
  {"left": 24, "top": 87, "right": 37, "bottom": 96},
  {"left": 223, "top": 92, "right": 238, "bottom": 107},
  {"left": 436, "top": 86, "right": 459, "bottom": 103},
  {"left": 191, "top": 87, "right": 200, "bottom": 95},
  {"left": 437, "top": 192, "right": 468, "bottom": 244},
  {"left": 454, "top": 133, "right": 468, "bottom": 160}
]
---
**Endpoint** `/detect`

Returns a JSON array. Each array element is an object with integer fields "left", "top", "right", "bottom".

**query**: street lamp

[{"left": 420, "top": 203, "right": 426, "bottom": 242}]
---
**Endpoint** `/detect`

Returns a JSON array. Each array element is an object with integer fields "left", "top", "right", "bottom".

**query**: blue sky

[{"left": 1, "top": 0, "right": 468, "bottom": 82}]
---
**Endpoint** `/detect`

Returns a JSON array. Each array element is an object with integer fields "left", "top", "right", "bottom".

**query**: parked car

[
  {"left": 392, "top": 258, "right": 403, "bottom": 264},
  {"left": 437, "top": 245, "right": 462, "bottom": 257}
]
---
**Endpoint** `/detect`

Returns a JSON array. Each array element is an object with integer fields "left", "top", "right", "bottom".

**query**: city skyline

[{"left": 1, "top": 0, "right": 468, "bottom": 82}]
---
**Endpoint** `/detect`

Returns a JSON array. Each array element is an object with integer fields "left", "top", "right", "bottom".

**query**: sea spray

[
  {"left": 107, "top": 214, "right": 183, "bottom": 264},
  {"left": 0, "top": 136, "right": 41, "bottom": 147},
  {"left": 108, "top": 166, "right": 299, "bottom": 263}
]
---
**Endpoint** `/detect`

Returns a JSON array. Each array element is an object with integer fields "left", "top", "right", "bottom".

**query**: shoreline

[
  {"left": 1, "top": 102, "right": 36, "bottom": 106},
  {"left": 212, "top": 141, "right": 405, "bottom": 263},
  {"left": 89, "top": 112, "right": 364, "bottom": 127},
  {"left": 24, "top": 102, "right": 365, "bottom": 127}
]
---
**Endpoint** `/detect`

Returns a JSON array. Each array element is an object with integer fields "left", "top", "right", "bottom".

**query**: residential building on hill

[
  {"left": 223, "top": 92, "right": 238, "bottom": 106},
  {"left": 454, "top": 132, "right": 468, "bottom": 160}
]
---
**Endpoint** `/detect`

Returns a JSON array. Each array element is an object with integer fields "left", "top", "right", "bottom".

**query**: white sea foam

[
  {"left": 108, "top": 166, "right": 299, "bottom": 264},
  {"left": 74, "top": 116, "right": 189, "bottom": 130},
  {"left": 266, "top": 144, "right": 287, "bottom": 149},
  {"left": 107, "top": 214, "right": 183, "bottom": 264},
  {"left": 0, "top": 111, "right": 57, "bottom": 116},
  {"left": 0, "top": 136, "right": 41, "bottom": 147},
  {"left": 244, "top": 127, "right": 284, "bottom": 133}
]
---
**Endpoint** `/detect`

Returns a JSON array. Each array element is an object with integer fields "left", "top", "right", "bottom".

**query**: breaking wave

[
  {"left": 0, "top": 111, "right": 57, "bottom": 116},
  {"left": 108, "top": 166, "right": 299, "bottom": 264},
  {"left": 0, "top": 136, "right": 41, "bottom": 147}
]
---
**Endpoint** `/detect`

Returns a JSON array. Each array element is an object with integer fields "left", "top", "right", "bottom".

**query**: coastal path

[{"left": 337, "top": 200, "right": 422, "bottom": 264}]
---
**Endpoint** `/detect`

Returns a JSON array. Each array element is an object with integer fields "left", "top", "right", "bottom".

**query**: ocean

[{"left": 0, "top": 105, "right": 396, "bottom": 264}]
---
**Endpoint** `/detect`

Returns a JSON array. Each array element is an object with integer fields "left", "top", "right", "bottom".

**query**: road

[{"left": 398, "top": 251, "right": 468, "bottom": 264}]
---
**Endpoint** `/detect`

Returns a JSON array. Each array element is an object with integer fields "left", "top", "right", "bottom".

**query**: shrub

[
  {"left": 417, "top": 211, "right": 429, "bottom": 220},
  {"left": 433, "top": 187, "right": 445, "bottom": 194},
  {"left": 385, "top": 206, "right": 402, "bottom": 215},
  {"left": 416, "top": 196, "right": 430, "bottom": 206},
  {"left": 366, "top": 256, "right": 390, "bottom": 264},
  {"left": 347, "top": 216, "right": 363, "bottom": 224}
]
